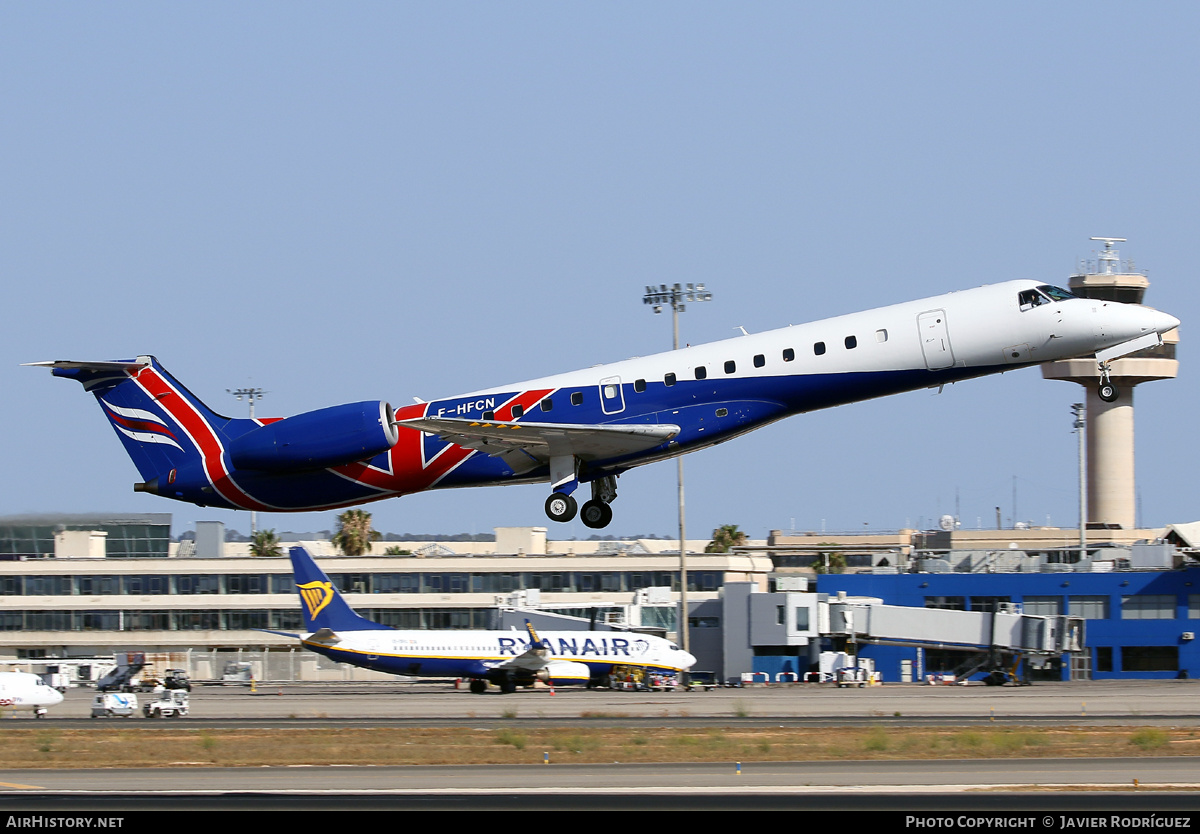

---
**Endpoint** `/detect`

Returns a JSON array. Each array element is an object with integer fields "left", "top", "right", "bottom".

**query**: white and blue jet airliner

[
  {"left": 0, "top": 672, "right": 64, "bottom": 717},
  {"left": 271, "top": 546, "right": 696, "bottom": 692},
  {"left": 30, "top": 279, "right": 1179, "bottom": 528}
]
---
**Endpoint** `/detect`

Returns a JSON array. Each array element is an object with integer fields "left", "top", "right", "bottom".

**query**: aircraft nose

[
  {"left": 1149, "top": 309, "right": 1181, "bottom": 334},
  {"left": 1106, "top": 304, "right": 1180, "bottom": 343}
]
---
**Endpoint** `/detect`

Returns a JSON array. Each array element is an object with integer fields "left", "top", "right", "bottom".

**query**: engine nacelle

[
  {"left": 534, "top": 660, "right": 591, "bottom": 685},
  {"left": 226, "top": 401, "right": 399, "bottom": 472}
]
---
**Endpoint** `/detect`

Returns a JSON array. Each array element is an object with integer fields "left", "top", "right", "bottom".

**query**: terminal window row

[
  {"left": 0, "top": 607, "right": 497, "bottom": 632},
  {"left": 1094, "top": 645, "right": 1179, "bottom": 673},
  {"left": 0, "top": 524, "right": 170, "bottom": 559},
  {"left": 0, "top": 570, "right": 724, "bottom": 596},
  {"left": 924, "top": 594, "right": 1197, "bottom": 620}
]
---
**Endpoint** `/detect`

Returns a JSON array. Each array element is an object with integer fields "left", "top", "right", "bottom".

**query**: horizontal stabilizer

[
  {"left": 307, "top": 627, "right": 341, "bottom": 645},
  {"left": 397, "top": 416, "right": 680, "bottom": 461},
  {"left": 22, "top": 359, "right": 150, "bottom": 373}
]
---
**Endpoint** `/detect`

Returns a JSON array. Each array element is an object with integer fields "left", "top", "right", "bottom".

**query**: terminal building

[
  {"left": 0, "top": 513, "right": 1197, "bottom": 685},
  {"left": 0, "top": 516, "right": 773, "bottom": 682}
]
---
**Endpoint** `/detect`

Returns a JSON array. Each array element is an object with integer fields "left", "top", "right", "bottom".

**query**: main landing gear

[
  {"left": 545, "top": 474, "right": 617, "bottom": 529},
  {"left": 1097, "top": 361, "right": 1120, "bottom": 403},
  {"left": 545, "top": 493, "right": 577, "bottom": 523}
]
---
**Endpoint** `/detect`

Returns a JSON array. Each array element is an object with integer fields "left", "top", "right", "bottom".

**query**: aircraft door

[
  {"left": 917, "top": 310, "right": 955, "bottom": 370},
  {"left": 598, "top": 376, "right": 626, "bottom": 415}
]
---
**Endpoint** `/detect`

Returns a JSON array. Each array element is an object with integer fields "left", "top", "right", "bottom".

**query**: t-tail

[
  {"left": 24, "top": 356, "right": 262, "bottom": 510},
  {"left": 25, "top": 356, "right": 400, "bottom": 512},
  {"left": 288, "top": 546, "right": 391, "bottom": 633}
]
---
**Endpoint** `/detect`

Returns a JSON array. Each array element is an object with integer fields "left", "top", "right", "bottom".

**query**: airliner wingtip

[{"left": 255, "top": 628, "right": 302, "bottom": 639}]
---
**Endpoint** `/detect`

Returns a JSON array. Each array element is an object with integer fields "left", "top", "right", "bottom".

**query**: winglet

[{"left": 524, "top": 619, "right": 547, "bottom": 651}]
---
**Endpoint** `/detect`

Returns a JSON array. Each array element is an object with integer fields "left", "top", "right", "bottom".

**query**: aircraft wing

[
  {"left": 396, "top": 416, "right": 680, "bottom": 461},
  {"left": 483, "top": 647, "right": 553, "bottom": 673},
  {"left": 256, "top": 628, "right": 302, "bottom": 639},
  {"left": 304, "top": 628, "right": 341, "bottom": 645}
]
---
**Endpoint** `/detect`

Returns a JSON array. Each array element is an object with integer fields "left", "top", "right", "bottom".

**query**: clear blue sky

[{"left": 4, "top": 2, "right": 1196, "bottom": 540}]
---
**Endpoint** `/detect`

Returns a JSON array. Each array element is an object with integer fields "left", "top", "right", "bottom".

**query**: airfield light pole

[
  {"left": 643, "top": 283, "right": 712, "bottom": 659},
  {"left": 1071, "top": 403, "right": 1087, "bottom": 563},
  {"left": 228, "top": 387, "right": 267, "bottom": 537}
]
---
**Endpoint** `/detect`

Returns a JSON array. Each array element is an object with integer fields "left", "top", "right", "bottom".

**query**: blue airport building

[{"left": 815, "top": 567, "right": 1200, "bottom": 681}]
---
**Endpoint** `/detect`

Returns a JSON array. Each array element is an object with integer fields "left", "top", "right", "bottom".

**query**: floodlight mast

[
  {"left": 227, "top": 387, "right": 267, "bottom": 537},
  {"left": 1071, "top": 403, "right": 1087, "bottom": 563},
  {"left": 641, "top": 283, "right": 712, "bottom": 661}
]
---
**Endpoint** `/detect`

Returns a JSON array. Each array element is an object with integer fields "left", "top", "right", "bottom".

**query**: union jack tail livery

[
  {"left": 27, "top": 279, "right": 1180, "bottom": 528},
  {"left": 48, "top": 357, "right": 230, "bottom": 488},
  {"left": 28, "top": 356, "right": 401, "bottom": 513}
]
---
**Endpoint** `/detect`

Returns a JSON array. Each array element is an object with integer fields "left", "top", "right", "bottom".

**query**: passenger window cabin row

[{"left": 516, "top": 329, "right": 890, "bottom": 414}]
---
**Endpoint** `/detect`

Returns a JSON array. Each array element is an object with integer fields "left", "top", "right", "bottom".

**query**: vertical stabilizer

[
  {"left": 288, "top": 547, "right": 392, "bottom": 633},
  {"left": 27, "top": 356, "right": 262, "bottom": 510}
]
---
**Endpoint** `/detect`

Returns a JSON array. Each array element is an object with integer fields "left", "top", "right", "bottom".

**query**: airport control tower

[{"left": 1042, "top": 238, "right": 1179, "bottom": 531}]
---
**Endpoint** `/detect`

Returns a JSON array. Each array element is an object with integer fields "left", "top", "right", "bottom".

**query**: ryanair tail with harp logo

[{"left": 289, "top": 547, "right": 390, "bottom": 634}]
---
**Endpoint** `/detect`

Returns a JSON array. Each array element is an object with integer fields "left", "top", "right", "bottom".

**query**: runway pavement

[
  {"left": 1, "top": 757, "right": 1199, "bottom": 811},
  {"left": 5, "top": 680, "right": 1199, "bottom": 811},
  {"left": 35, "top": 678, "right": 1200, "bottom": 724}
]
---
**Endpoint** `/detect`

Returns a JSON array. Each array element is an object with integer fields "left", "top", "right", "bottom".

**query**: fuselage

[
  {"left": 40, "top": 278, "right": 1180, "bottom": 515},
  {"left": 0, "top": 672, "right": 64, "bottom": 715},
  {"left": 232, "top": 278, "right": 1177, "bottom": 510},
  {"left": 300, "top": 628, "right": 696, "bottom": 679}
]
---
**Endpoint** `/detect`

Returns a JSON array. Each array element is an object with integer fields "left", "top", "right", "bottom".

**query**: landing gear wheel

[
  {"left": 1098, "top": 381, "right": 1119, "bottom": 403},
  {"left": 545, "top": 493, "right": 577, "bottom": 523},
  {"left": 580, "top": 499, "right": 613, "bottom": 529},
  {"left": 469, "top": 679, "right": 487, "bottom": 694},
  {"left": 499, "top": 679, "right": 518, "bottom": 695}
]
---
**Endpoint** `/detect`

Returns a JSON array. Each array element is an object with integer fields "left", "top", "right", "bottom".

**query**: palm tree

[
  {"left": 248, "top": 529, "right": 282, "bottom": 558},
  {"left": 332, "top": 509, "right": 380, "bottom": 556},
  {"left": 812, "top": 543, "right": 846, "bottom": 574},
  {"left": 704, "top": 524, "right": 748, "bottom": 553}
]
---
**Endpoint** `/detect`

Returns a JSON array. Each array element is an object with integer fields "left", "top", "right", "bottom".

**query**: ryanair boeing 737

[
  {"left": 28, "top": 279, "right": 1178, "bottom": 528},
  {"left": 272, "top": 546, "right": 695, "bottom": 692}
]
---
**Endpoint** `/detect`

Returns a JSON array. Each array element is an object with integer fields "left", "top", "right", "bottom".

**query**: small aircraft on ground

[
  {"left": 0, "top": 672, "right": 65, "bottom": 717},
  {"left": 28, "top": 279, "right": 1178, "bottom": 528},
  {"left": 265, "top": 546, "right": 695, "bottom": 692}
]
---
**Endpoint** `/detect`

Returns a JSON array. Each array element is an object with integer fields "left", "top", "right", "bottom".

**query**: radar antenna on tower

[{"left": 1089, "top": 237, "right": 1127, "bottom": 275}]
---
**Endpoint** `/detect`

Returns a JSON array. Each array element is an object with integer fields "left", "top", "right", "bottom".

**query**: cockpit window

[
  {"left": 1019, "top": 284, "right": 1077, "bottom": 310},
  {"left": 1038, "top": 285, "right": 1076, "bottom": 301},
  {"left": 1018, "top": 289, "right": 1049, "bottom": 309}
]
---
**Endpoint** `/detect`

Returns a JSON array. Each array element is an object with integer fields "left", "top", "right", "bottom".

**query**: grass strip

[{"left": 2, "top": 724, "right": 1198, "bottom": 769}]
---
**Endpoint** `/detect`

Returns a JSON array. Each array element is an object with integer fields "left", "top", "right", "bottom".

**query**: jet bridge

[
  {"left": 728, "top": 585, "right": 1084, "bottom": 684},
  {"left": 824, "top": 597, "right": 1084, "bottom": 656}
]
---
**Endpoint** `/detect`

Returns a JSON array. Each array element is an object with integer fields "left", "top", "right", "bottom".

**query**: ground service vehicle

[
  {"left": 143, "top": 689, "right": 189, "bottom": 718},
  {"left": 91, "top": 692, "right": 138, "bottom": 718}
]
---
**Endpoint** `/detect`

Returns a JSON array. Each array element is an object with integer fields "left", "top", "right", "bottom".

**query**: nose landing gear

[{"left": 1097, "top": 361, "right": 1120, "bottom": 403}]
